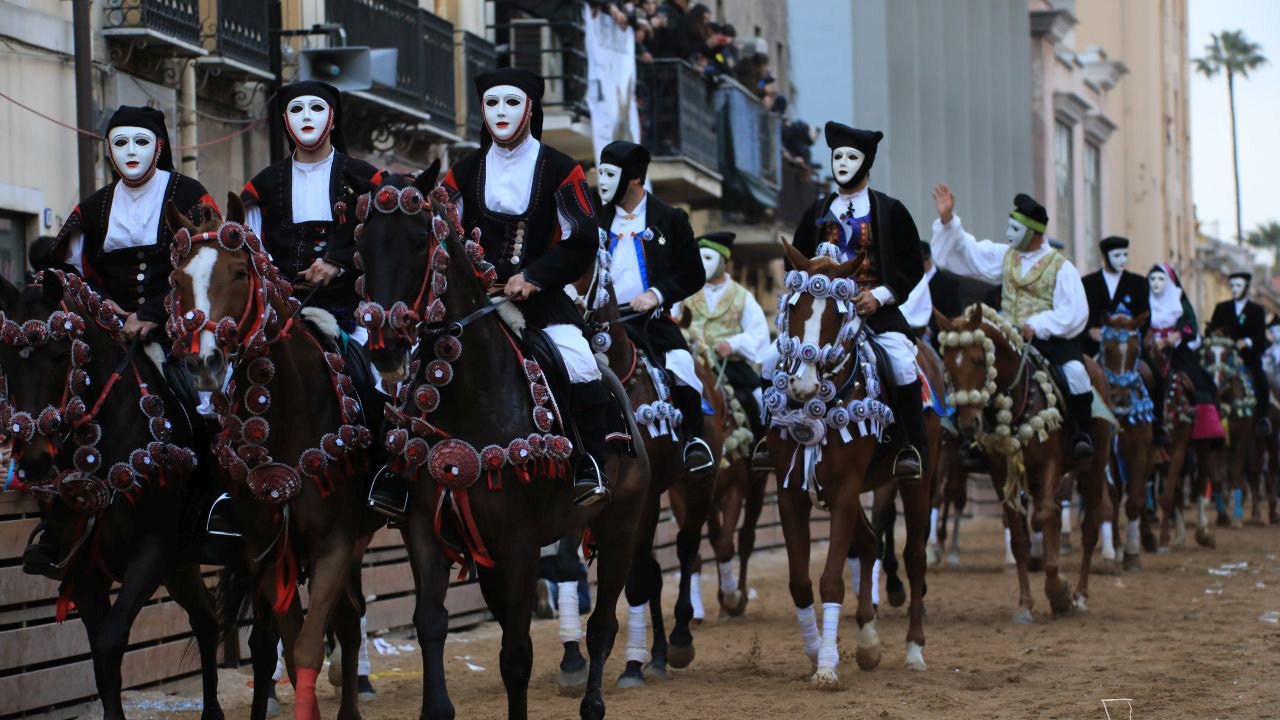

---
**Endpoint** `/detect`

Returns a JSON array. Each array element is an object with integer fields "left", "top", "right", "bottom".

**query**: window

[
  {"left": 1084, "top": 142, "right": 1102, "bottom": 269},
  {"left": 1054, "top": 121, "right": 1074, "bottom": 252},
  {"left": 0, "top": 212, "right": 26, "bottom": 285}
]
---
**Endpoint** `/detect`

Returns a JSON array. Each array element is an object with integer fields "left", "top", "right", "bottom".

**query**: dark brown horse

[
  {"left": 1148, "top": 335, "right": 1215, "bottom": 550},
  {"left": 353, "top": 170, "right": 647, "bottom": 720},
  {"left": 165, "top": 197, "right": 376, "bottom": 720},
  {"left": 0, "top": 271, "right": 223, "bottom": 720},
  {"left": 1202, "top": 334, "right": 1256, "bottom": 531},
  {"left": 1100, "top": 312, "right": 1154, "bottom": 571},
  {"left": 937, "top": 304, "right": 1111, "bottom": 621}
]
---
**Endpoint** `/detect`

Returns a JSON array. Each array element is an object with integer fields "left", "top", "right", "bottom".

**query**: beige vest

[
  {"left": 686, "top": 280, "right": 749, "bottom": 355},
  {"left": 1001, "top": 248, "right": 1066, "bottom": 327}
]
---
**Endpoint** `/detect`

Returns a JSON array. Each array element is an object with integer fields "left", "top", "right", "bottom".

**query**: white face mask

[
  {"left": 1148, "top": 271, "right": 1167, "bottom": 296},
  {"left": 1006, "top": 218, "right": 1030, "bottom": 249},
  {"left": 700, "top": 247, "right": 725, "bottom": 282},
  {"left": 598, "top": 163, "right": 623, "bottom": 204},
  {"left": 1231, "top": 278, "right": 1248, "bottom": 300},
  {"left": 831, "top": 146, "right": 865, "bottom": 186},
  {"left": 483, "top": 85, "right": 530, "bottom": 145},
  {"left": 1107, "top": 249, "right": 1129, "bottom": 272},
  {"left": 285, "top": 95, "right": 333, "bottom": 151},
  {"left": 109, "top": 126, "right": 159, "bottom": 184}
]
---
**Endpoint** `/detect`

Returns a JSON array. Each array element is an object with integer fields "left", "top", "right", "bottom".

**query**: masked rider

[
  {"left": 1148, "top": 263, "right": 1217, "bottom": 408},
  {"left": 1208, "top": 271, "right": 1271, "bottom": 435},
  {"left": 791, "top": 122, "right": 927, "bottom": 481},
  {"left": 930, "top": 184, "right": 1095, "bottom": 460},
  {"left": 440, "top": 68, "right": 608, "bottom": 506},
  {"left": 597, "top": 140, "right": 713, "bottom": 475}
]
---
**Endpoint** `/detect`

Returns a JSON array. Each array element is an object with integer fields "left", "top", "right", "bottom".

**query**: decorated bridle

[
  {"left": 1100, "top": 322, "right": 1154, "bottom": 425},
  {"left": 1202, "top": 336, "right": 1256, "bottom": 419},
  {"left": 0, "top": 270, "right": 193, "bottom": 514}
]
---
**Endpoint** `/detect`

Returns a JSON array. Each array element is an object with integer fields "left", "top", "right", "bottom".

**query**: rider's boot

[
  {"left": 21, "top": 521, "right": 63, "bottom": 578},
  {"left": 1150, "top": 372, "right": 1171, "bottom": 447},
  {"left": 891, "top": 380, "right": 926, "bottom": 482},
  {"left": 673, "top": 385, "right": 714, "bottom": 480},
  {"left": 571, "top": 380, "right": 612, "bottom": 507},
  {"left": 750, "top": 436, "right": 772, "bottom": 472},
  {"left": 1068, "top": 391, "right": 1095, "bottom": 462}
]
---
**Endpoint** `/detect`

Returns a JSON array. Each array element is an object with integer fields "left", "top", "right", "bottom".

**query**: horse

[
  {"left": 766, "top": 241, "right": 933, "bottom": 685},
  {"left": 936, "top": 304, "right": 1111, "bottom": 622},
  {"left": 1262, "top": 352, "right": 1280, "bottom": 524},
  {"left": 164, "top": 196, "right": 377, "bottom": 720},
  {"left": 352, "top": 169, "right": 647, "bottom": 720},
  {"left": 0, "top": 270, "right": 223, "bottom": 720},
  {"left": 925, "top": 430, "right": 967, "bottom": 569},
  {"left": 1099, "top": 312, "right": 1155, "bottom": 571},
  {"left": 567, "top": 245, "right": 722, "bottom": 686},
  {"left": 1148, "top": 334, "right": 1216, "bottom": 550},
  {"left": 1201, "top": 334, "right": 1257, "bottom": 530}
]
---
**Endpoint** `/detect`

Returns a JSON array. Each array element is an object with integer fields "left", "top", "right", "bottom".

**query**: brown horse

[
  {"left": 1100, "top": 312, "right": 1154, "bottom": 571},
  {"left": 568, "top": 252, "right": 721, "bottom": 686},
  {"left": 1148, "top": 337, "right": 1214, "bottom": 550},
  {"left": 1201, "top": 335, "right": 1256, "bottom": 530},
  {"left": 353, "top": 171, "right": 647, "bottom": 720},
  {"left": 767, "top": 241, "right": 932, "bottom": 684},
  {"left": 926, "top": 424, "right": 967, "bottom": 569},
  {"left": 936, "top": 304, "right": 1111, "bottom": 621},
  {"left": 165, "top": 196, "right": 376, "bottom": 720}
]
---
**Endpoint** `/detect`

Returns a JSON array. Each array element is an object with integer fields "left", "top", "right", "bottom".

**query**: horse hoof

[
  {"left": 810, "top": 666, "right": 840, "bottom": 688},
  {"left": 1060, "top": 539, "right": 1073, "bottom": 555},
  {"left": 558, "top": 668, "right": 588, "bottom": 696},
  {"left": 887, "top": 584, "right": 907, "bottom": 609},
  {"left": 1072, "top": 592, "right": 1089, "bottom": 613},
  {"left": 1141, "top": 527, "right": 1158, "bottom": 553},
  {"left": 1027, "top": 556, "right": 1044, "bottom": 573},
  {"left": 1230, "top": 517, "right": 1244, "bottom": 530},
  {"left": 667, "top": 643, "right": 695, "bottom": 669},
  {"left": 265, "top": 697, "right": 281, "bottom": 718},
  {"left": 1123, "top": 552, "right": 1142, "bottom": 572},
  {"left": 947, "top": 550, "right": 961, "bottom": 569},
  {"left": 904, "top": 642, "right": 926, "bottom": 671},
  {"left": 1011, "top": 607, "right": 1034, "bottom": 625},
  {"left": 201, "top": 703, "right": 226, "bottom": 720},
  {"left": 926, "top": 543, "right": 942, "bottom": 566},
  {"left": 855, "top": 643, "right": 882, "bottom": 671},
  {"left": 1195, "top": 528, "right": 1215, "bottom": 549},
  {"left": 328, "top": 649, "right": 343, "bottom": 688},
  {"left": 721, "top": 590, "right": 748, "bottom": 617},
  {"left": 1048, "top": 581, "right": 1074, "bottom": 616},
  {"left": 1094, "top": 559, "right": 1119, "bottom": 576},
  {"left": 644, "top": 661, "right": 670, "bottom": 681},
  {"left": 616, "top": 665, "right": 646, "bottom": 689},
  {"left": 1156, "top": 545, "right": 1171, "bottom": 555}
]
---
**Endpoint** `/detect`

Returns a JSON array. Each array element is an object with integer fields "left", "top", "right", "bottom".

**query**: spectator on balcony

[{"left": 782, "top": 118, "right": 818, "bottom": 169}]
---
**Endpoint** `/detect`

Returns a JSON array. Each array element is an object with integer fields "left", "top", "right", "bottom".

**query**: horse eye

[{"left": 234, "top": 268, "right": 249, "bottom": 280}]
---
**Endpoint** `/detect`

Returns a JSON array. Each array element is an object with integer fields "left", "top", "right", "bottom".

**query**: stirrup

[
  {"left": 750, "top": 437, "right": 771, "bottom": 472},
  {"left": 892, "top": 446, "right": 923, "bottom": 481},
  {"left": 367, "top": 465, "right": 409, "bottom": 519},
  {"left": 206, "top": 493, "right": 241, "bottom": 538},
  {"left": 684, "top": 437, "right": 715, "bottom": 476},
  {"left": 572, "top": 454, "right": 611, "bottom": 507}
]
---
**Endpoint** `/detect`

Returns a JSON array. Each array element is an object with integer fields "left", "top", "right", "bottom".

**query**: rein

[{"left": 1101, "top": 324, "right": 1154, "bottom": 424}]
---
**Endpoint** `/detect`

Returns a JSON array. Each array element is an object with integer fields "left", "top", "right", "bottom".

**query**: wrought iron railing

[
  {"left": 104, "top": 0, "right": 202, "bottom": 48},
  {"left": 715, "top": 78, "right": 781, "bottom": 193},
  {"left": 636, "top": 60, "right": 718, "bottom": 172},
  {"left": 487, "top": 0, "right": 589, "bottom": 116},
  {"left": 459, "top": 31, "right": 498, "bottom": 140},
  {"left": 214, "top": 0, "right": 269, "bottom": 70}
]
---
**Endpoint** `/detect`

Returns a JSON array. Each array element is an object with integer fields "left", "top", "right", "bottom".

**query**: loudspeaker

[{"left": 298, "top": 47, "right": 398, "bottom": 92}]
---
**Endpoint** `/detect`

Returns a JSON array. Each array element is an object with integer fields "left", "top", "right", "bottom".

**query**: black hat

[
  {"left": 1010, "top": 193, "right": 1048, "bottom": 233},
  {"left": 823, "top": 122, "right": 882, "bottom": 188},
  {"left": 918, "top": 240, "right": 932, "bottom": 259},
  {"left": 475, "top": 68, "right": 545, "bottom": 145},
  {"left": 1099, "top": 236, "right": 1129, "bottom": 253},
  {"left": 106, "top": 105, "right": 174, "bottom": 172},
  {"left": 698, "top": 231, "right": 736, "bottom": 259},
  {"left": 599, "top": 140, "right": 651, "bottom": 207},
  {"left": 1230, "top": 271, "right": 1253, "bottom": 284},
  {"left": 279, "top": 81, "right": 347, "bottom": 153}
]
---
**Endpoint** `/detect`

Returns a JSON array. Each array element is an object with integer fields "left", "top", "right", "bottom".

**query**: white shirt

[
  {"left": 485, "top": 138, "right": 540, "bottom": 215},
  {"left": 291, "top": 150, "right": 335, "bottom": 223},
  {"left": 930, "top": 214, "right": 1088, "bottom": 340},
  {"left": 1235, "top": 298, "right": 1247, "bottom": 316},
  {"left": 700, "top": 277, "right": 770, "bottom": 364},
  {"left": 103, "top": 170, "right": 171, "bottom": 253},
  {"left": 609, "top": 194, "right": 649, "bottom": 305},
  {"left": 899, "top": 273, "right": 934, "bottom": 330},
  {"left": 1102, "top": 268, "right": 1121, "bottom": 298}
]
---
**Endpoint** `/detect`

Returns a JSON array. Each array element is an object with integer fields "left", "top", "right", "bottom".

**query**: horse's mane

[{"left": 951, "top": 303, "right": 1024, "bottom": 355}]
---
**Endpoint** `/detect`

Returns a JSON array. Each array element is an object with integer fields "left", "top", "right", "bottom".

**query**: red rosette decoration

[
  {"left": 130, "top": 448, "right": 155, "bottom": 475},
  {"left": 243, "top": 416, "right": 269, "bottom": 444},
  {"left": 424, "top": 298, "right": 446, "bottom": 324},
  {"left": 242, "top": 330, "right": 269, "bottom": 359},
  {"left": 431, "top": 272, "right": 448, "bottom": 296},
  {"left": 354, "top": 222, "right": 364, "bottom": 241},
  {"left": 7, "top": 411, "right": 34, "bottom": 443},
  {"left": 507, "top": 437, "right": 532, "bottom": 465},
  {"left": 341, "top": 396, "right": 361, "bottom": 420},
  {"left": 224, "top": 454, "right": 249, "bottom": 483},
  {"left": 357, "top": 301, "right": 385, "bottom": 329},
  {"left": 427, "top": 438, "right": 480, "bottom": 489},
  {"left": 170, "top": 245, "right": 184, "bottom": 269},
  {"left": 73, "top": 445, "right": 102, "bottom": 473},
  {"left": 85, "top": 289, "right": 102, "bottom": 314},
  {"left": 173, "top": 227, "right": 192, "bottom": 257},
  {"left": 247, "top": 462, "right": 301, "bottom": 503},
  {"left": 530, "top": 382, "right": 551, "bottom": 406},
  {"left": 430, "top": 186, "right": 450, "bottom": 204},
  {"left": 215, "top": 317, "right": 239, "bottom": 347},
  {"left": 465, "top": 240, "right": 484, "bottom": 265},
  {"left": 425, "top": 360, "right": 453, "bottom": 387},
  {"left": 523, "top": 360, "right": 545, "bottom": 385},
  {"left": 527, "top": 433, "right": 547, "bottom": 457},
  {"left": 95, "top": 304, "right": 118, "bottom": 330},
  {"left": 479, "top": 265, "right": 498, "bottom": 289},
  {"left": 480, "top": 444, "right": 506, "bottom": 472},
  {"left": 245, "top": 385, "right": 271, "bottom": 415},
  {"left": 404, "top": 437, "right": 430, "bottom": 467},
  {"left": 333, "top": 199, "right": 348, "bottom": 222},
  {"left": 212, "top": 391, "right": 231, "bottom": 417},
  {"left": 247, "top": 357, "right": 275, "bottom": 385},
  {"left": 414, "top": 384, "right": 440, "bottom": 413},
  {"left": 299, "top": 448, "right": 328, "bottom": 477},
  {"left": 395, "top": 383, "right": 411, "bottom": 406},
  {"left": 338, "top": 424, "right": 359, "bottom": 447},
  {"left": 69, "top": 368, "right": 90, "bottom": 395},
  {"left": 400, "top": 186, "right": 425, "bottom": 214},
  {"left": 71, "top": 339, "right": 91, "bottom": 367},
  {"left": 139, "top": 394, "right": 165, "bottom": 418},
  {"left": 218, "top": 221, "right": 246, "bottom": 251},
  {"left": 286, "top": 297, "right": 302, "bottom": 316},
  {"left": 356, "top": 425, "right": 373, "bottom": 447},
  {"left": 388, "top": 302, "right": 416, "bottom": 331},
  {"left": 434, "top": 335, "right": 462, "bottom": 362},
  {"left": 63, "top": 272, "right": 84, "bottom": 295},
  {"left": 385, "top": 428, "right": 409, "bottom": 455},
  {"left": 430, "top": 246, "right": 450, "bottom": 272},
  {"left": 384, "top": 402, "right": 409, "bottom": 428},
  {"left": 533, "top": 406, "right": 554, "bottom": 432},
  {"left": 338, "top": 374, "right": 355, "bottom": 396},
  {"left": 407, "top": 359, "right": 422, "bottom": 381},
  {"left": 409, "top": 417, "right": 432, "bottom": 437},
  {"left": 245, "top": 231, "right": 264, "bottom": 255},
  {"left": 356, "top": 192, "right": 371, "bottom": 221},
  {"left": 324, "top": 351, "right": 345, "bottom": 374},
  {"left": 74, "top": 422, "right": 101, "bottom": 446},
  {"left": 181, "top": 309, "right": 207, "bottom": 333},
  {"left": 63, "top": 397, "right": 87, "bottom": 425},
  {"left": 58, "top": 472, "right": 110, "bottom": 514},
  {"left": 167, "top": 446, "right": 195, "bottom": 473},
  {"left": 547, "top": 434, "right": 573, "bottom": 459},
  {"left": 0, "top": 404, "right": 12, "bottom": 428},
  {"left": 353, "top": 275, "right": 366, "bottom": 299},
  {"left": 237, "top": 444, "right": 269, "bottom": 466},
  {"left": 252, "top": 253, "right": 274, "bottom": 279},
  {"left": 353, "top": 251, "right": 364, "bottom": 272},
  {"left": 146, "top": 441, "right": 169, "bottom": 466},
  {"left": 432, "top": 216, "right": 449, "bottom": 240},
  {"left": 47, "top": 311, "right": 72, "bottom": 339},
  {"left": 321, "top": 432, "right": 345, "bottom": 459},
  {"left": 108, "top": 462, "right": 136, "bottom": 491},
  {"left": 375, "top": 185, "right": 400, "bottom": 214},
  {"left": 37, "top": 406, "right": 62, "bottom": 436},
  {"left": 21, "top": 319, "right": 48, "bottom": 346},
  {"left": 0, "top": 319, "right": 20, "bottom": 345},
  {"left": 469, "top": 226, "right": 482, "bottom": 242},
  {"left": 220, "top": 414, "right": 243, "bottom": 443}
]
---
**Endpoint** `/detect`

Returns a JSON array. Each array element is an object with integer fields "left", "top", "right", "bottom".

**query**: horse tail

[{"left": 213, "top": 554, "right": 269, "bottom": 648}]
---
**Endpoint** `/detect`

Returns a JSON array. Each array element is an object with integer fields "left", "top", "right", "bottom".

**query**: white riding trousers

[
  {"left": 1062, "top": 360, "right": 1091, "bottom": 395},
  {"left": 544, "top": 324, "right": 603, "bottom": 383}
]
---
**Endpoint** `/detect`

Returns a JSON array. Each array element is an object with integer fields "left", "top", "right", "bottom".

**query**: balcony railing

[
  {"left": 487, "top": 1, "right": 589, "bottom": 117},
  {"left": 325, "top": 0, "right": 456, "bottom": 130},
  {"left": 715, "top": 78, "right": 781, "bottom": 193},
  {"left": 213, "top": 0, "right": 270, "bottom": 70},
  {"left": 637, "top": 60, "right": 718, "bottom": 173},
  {"left": 103, "top": 0, "right": 203, "bottom": 53},
  {"left": 459, "top": 31, "right": 498, "bottom": 141}
]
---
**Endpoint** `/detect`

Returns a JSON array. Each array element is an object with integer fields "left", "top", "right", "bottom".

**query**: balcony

[
  {"left": 637, "top": 60, "right": 722, "bottom": 205},
  {"left": 456, "top": 31, "right": 498, "bottom": 144},
  {"left": 195, "top": 0, "right": 273, "bottom": 81},
  {"left": 102, "top": 0, "right": 207, "bottom": 57},
  {"left": 715, "top": 78, "right": 781, "bottom": 223},
  {"left": 326, "top": 0, "right": 459, "bottom": 142}
]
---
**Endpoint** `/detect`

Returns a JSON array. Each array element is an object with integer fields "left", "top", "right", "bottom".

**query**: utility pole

[
  {"left": 267, "top": 0, "right": 285, "bottom": 163},
  {"left": 72, "top": 0, "right": 95, "bottom": 197}
]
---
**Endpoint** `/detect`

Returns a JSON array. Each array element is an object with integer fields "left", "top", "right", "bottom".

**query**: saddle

[{"left": 520, "top": 327, "right": 633, "bottom": 455}]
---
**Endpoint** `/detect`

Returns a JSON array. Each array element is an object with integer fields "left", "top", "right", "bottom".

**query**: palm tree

[
  {"left": 1246, "top": 220, "right": 1280, "bottom": 269},
  {"left": 1195, "top": 30, "right": 1267, "bottom": 246}
]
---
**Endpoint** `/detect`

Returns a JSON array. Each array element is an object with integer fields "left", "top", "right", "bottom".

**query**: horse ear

[
  {"left": 780, "top": 238, "right": 810, "bottom": 272},
  {"left": 226, "top": 192, "right": 246, "bottom": 225},
  {"left": 164, "top": 201, "right": 197, "bottom": 235},
  {"left": 415, "top": 159, "right": 442, "bottom": 193},
  {"left": 41, "top": 269, "right": 64, "bottom": 307},
  {"left": 968, "top": 304, "right": 983, "bottom": 326},
  {"left": 933, "top": 308, "right": 954, "bottom": 333}
]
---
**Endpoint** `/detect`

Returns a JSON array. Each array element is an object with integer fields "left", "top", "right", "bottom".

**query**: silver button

[
  {"left": 138, "top": 263, "right": 147, "bottom": 271},
  {"left": 136, "top": 251, "right": 146, "bottom": 260},
  {"left": 136, "top": 273, "right": 145, "bottom": 281},
  {"left": 136, "top": 285, "right": 145, "bottom": 293}
]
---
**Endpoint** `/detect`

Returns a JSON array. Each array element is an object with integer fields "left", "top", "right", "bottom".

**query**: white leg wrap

[
  {"left": 856, "top": 617, "right": 880, "bottom": 650},
  {"left": 905, "top": 640, "right": 926, "bottom": 671},
  {"left": 1101, "top": 520, "right": 1116, "bottom": 560},
  {"left": 1125, "top": 519, "right": 1141, "bottom": 554},
  {"left": 558, "top": 581, "right": 582, "bottom": 643},
  {"left": 1061, "top": 501, "right": 1072, "bottom": 533},
  {"left": 1004, "top": 527, "right": 1015, "bottom": 565},
  {"left": 689, "top": 571, "right": 705, "bottom": 620},
  {"left": 928, "top": 507, "right": 940, "bottom": 546},
  {"left": 818, "top": 602, "right": 842, "bottom": 670},
  {"left": 848, "top": 557, "right": 861, "bottom": 594},
  {"left": 273, "top": 639, "right": 285, "bottom": 681},
  {"left": 717, "top": 560, "right": 738, "bottom": 595},
  {"left": 625, "top": 603, "right": 649, "bottom": 664},
  {"left": 796, "top": 605, "right": 821, "bottom": 661},
  {"left": 1030, "top": 530, "right": 1044, "bottom": 559},
  {"left": 871, "top": 559, "right": 882, "bottom": 606},
  {"left": 357, "top": 615, "right": 372, "bottom": 676}
]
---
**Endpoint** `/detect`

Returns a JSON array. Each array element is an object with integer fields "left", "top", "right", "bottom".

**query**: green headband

[
  {"left": 1009, "top": 210, "right": 1046, "bottom": 235},
  {"left": 699, "top": 239, "right": 731, "bottom": 260}
]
